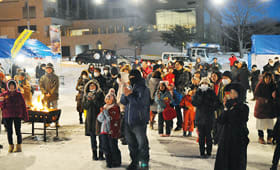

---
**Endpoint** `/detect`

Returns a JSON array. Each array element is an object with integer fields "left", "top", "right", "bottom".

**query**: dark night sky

[{"left": 266, "top": 0, "right": 280, "bottom": 20}]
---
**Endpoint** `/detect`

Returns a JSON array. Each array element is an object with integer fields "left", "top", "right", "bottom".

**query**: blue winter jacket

[
  {"left": 120, "top": 78, "right": 151, "bottom": 126},
  {"left": 97, "top": 109, "right": 111, "bottom": 134},
  {"left": 171, "top": 89, "right": 183, "bottom": 106},
  {"left": 155, "top": 90, "right": 174, "bottom": 113}
]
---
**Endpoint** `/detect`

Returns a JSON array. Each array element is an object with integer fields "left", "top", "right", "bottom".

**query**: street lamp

[
  {"left": 93, "top": 0, "right": 104, "bottom": 5},
  {"left": 212, "top": 0, "right": 224, "bottom": 6}
]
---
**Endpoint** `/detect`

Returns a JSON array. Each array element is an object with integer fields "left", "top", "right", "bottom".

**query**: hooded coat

[
  {"left": 120, "top": 77, "right": 150, "bottom": 126},
  {"left": 215, "top": 84, "right": 249, "bottom": 170},
  {"left": 0, "top": 80, "right": 28, "bottom": 121},
  {"left": 83, "top": 79, "right": 105, "bottom": 136},
  {"left": 76, "top": 70, "right": 89, "bottom": 113}
]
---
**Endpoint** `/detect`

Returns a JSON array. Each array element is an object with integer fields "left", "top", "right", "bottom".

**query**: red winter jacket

[
  {"left": 229, "top": 56, "right": 237, "bottom": 66},
  {"left": 163, "top": 73, "right": 175, "bottom": 86},
  {"left": 0, "top": 91, "right": 28, "bottom": 121}
]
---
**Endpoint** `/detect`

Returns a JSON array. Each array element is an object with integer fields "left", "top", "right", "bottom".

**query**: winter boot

[
  {"left": 187, "top": 132, "right": 192, "bottom": 137},
  {"left": 13, "top": 144, "right": 22, "bottom": 152},
  {"left": 0, "top": 144, "right": 3, "bottom": 149},
  {"left": 8, "top": 144, "right": 14, "bottom": 153},
  {"left": 139, "top": 161, "right": 149, "bottom": 170},
  {"left": 259, "top": 137, "right": 266, "bottom": 144},
  {"left": 92, "top": 150, "right": 98, "bottom": 161},
  {"left": 99, "top": 151, "right": 105, "bottom": 160},
  {"left": 79, "top": 112, "right": 83, "bottom": 124},
  {"left": 105, "top": 154, "right": 112, "bottom": 168},
  {"left": 183, "top": 131, "right": 187, "bottom": 137},
  {"left": 270, "top": 164, "right": 277, "bottom": 170},
  {"left": 267, "top": 138, "right": 273, "bottom": 145},
  {"left": 126, "top": 162, "right": 139, "bottom": 170}
]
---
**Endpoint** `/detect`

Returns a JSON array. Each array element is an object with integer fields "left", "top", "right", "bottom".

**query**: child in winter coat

[
  {"left": 180, "top": 86, "right": 196, "bottom": 137},
  {"left": 155, "top": 81, "right": 174, "bottom": 137},
  {"left": 0, "top": 80, "right": 28, "bottom": 153},
  {"left": 98, "top": 89, "right": 122, "bottom": 168}
]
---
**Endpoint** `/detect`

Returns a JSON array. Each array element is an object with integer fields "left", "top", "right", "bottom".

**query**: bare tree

[{"left": 221, "top": 0, "right": 268, "bottom": 58}]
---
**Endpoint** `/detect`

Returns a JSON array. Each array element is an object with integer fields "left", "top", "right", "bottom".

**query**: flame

[{"left": 31, "top": 95, "right": 49, "bottom": 112}]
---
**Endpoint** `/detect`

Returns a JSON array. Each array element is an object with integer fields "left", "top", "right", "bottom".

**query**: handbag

[{"left": 162, "top": 99, "right": 177, "bottom": 120}]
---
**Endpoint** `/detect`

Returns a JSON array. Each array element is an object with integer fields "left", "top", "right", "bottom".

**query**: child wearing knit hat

[{"left": 97, "top": 89, "right": 122, "bottom": 168}]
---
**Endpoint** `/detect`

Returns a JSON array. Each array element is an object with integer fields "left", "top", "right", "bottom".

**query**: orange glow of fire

[{"left": 31, "top": 95, "right": 49, "bottom": 112}]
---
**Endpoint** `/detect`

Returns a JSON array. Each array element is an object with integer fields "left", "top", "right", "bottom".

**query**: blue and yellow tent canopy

[{"left": 0, "top": 38, "right": 61, "bottom": 59}]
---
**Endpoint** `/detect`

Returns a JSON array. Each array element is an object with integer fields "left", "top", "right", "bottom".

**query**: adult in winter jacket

[
  {"left": 75, "top": 70, "right": 89, "bottom": 124},
  {"left": 155, "top": 81, "right": 174, "bottom": 137},
  {"left": 16, "top": 72, "right": 32, "bottom": 107},
  {"left": 250, "top": 65, "right": 260, "bottom": 100},
  {"left": 39, "top": 63, "right": 59, "bottom": 109},
  {"left": 237, "top": 63, "right": 250, "bottom": 90},
  {"left": 173, "top": 61, "right": 191, "bottom": 131},
  {"left": 211, "top": 58, "right": 222, "bottom": 72},
  {"left": 263, "top": 59, "right": 274, "bottom": 73},
  {"left": 270, "top": 80, "right": 280, "bottom": 170},
  {"left": 229, "top": 54, "right": 237, "bottom": 70},
  {"left": 83, "top": 79, "right": 105, "bottom": 160},
  {"left": 231, "top": 61, "right": 241, "bottom": 83},
  {"left": 120, "top": 69, "right": 150, "bottom": 170},
  {"left": 263, "top": 59, "right": 275, "bottom": 73},
  {"left": 192, "top": 78, "right": 221, "bottom": 158},
  {"left": 214, "top": 83, "right": 249, "bottom": 170},
  {"left": 213, "top": 71, "right": 232, "bottom": 144},
  {"left": 0, "top": 80, "right": 28, "bottom": 153},
  {"left": 88, "top": 64, "right": 95, "bottom": 80},
  {"left": 274, "top": 65, "right": 280, "bottom": 83},
  {"left": 93, "top": 68, "right": 106, "bottom": 92},
  {"left": 36, "top": 63, "right": 46, "bottom": 80},
  {"left": 254, "top": 72, "right": 277, "bottom": 144},
  {"left": 148, "top": 71, "right": 161, "bottom": 129}
]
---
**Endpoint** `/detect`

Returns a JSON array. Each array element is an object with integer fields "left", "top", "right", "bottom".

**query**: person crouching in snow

[
  {"left": 192, "top": 78, "right": 221, "bottom": 158},
  {"left": 155, "top": 81, "right": 174, "bottom": 137},
  {"left": 0, "top": 80, "right": 28, "bottom": 153},
  {"left": 83, "top": 80, "right": 105, "bottom": 160},
  {"left": 180, "top": 86, "right": 196, "bottom": 137},
  {"left": 97, "top": 88, "right": 122, "bottom": 168}
]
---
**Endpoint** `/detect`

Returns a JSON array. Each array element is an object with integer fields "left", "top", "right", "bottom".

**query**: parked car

[{"left": 75, "top": 49, "right": 117, "bottom": 65}]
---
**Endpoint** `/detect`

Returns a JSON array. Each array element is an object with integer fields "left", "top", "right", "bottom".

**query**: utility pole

[{"left": 27, "top": 0, "right": 30, "bottom": 30}]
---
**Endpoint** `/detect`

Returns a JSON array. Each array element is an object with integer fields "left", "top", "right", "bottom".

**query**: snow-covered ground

[{"left": 0, "top": 61, "right": 276, "bottom": 170}]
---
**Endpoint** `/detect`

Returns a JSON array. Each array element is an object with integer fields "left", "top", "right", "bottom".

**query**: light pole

[{"left": 26, "top": 0, "right": 30, "bottom": 30}]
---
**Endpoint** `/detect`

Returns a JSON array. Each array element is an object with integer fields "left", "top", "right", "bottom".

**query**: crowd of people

[
  {"left": 74, "top": 55, "right": 280, "bottom": 170},
  {"left": 0, "top": 54, "right": 280, "bottom": 170}
]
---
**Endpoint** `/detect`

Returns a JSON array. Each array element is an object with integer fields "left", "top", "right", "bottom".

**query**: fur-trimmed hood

[
  {"left": 7, "top": 79, "right": 18, "bottom": 92},
  {"left": 84, "top": 79, "right": 102, "bottom": 94}
]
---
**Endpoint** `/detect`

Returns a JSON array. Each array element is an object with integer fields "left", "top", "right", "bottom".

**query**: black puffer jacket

[
  {"left": 173, "top": 68, "right": 191, "bottom": 94},
  {"left": 192, "top": 88, "right": 221, "bottom": 126}
]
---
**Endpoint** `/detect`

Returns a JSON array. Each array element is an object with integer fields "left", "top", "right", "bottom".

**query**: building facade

[{"left": 0, "top": 0, "right": 222, "bottom": 58}]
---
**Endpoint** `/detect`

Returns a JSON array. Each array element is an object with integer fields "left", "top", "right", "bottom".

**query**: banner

[
  {"left": 49, "top": 25, "right": 61, "bottom": 54},
  {"left": 11, "top": 29, "right": 33, "bottom": 58}
]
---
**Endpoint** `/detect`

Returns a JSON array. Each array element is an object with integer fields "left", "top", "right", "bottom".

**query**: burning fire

[{"left": 31, "top": 95, "right": 49, "bottom": 112}]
